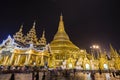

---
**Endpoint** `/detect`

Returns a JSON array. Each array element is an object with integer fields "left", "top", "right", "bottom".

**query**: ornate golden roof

[
  {"left": 13, "top": 25, "right": 24, "bottom": 43},
  {"left": 25, "top": 22, "right": 38, "bottom": 45},
  {"left": 50, "top": 14, "right": 81, "bottom": 54},
  {"left": 39, "top": 30, "right": 46, "bottom": 46}
]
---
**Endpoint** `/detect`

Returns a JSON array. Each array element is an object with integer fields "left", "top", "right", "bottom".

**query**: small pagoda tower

[
  {"left": 25, "top": 22, "right": 38, "bottom": 46},
  {"left": 13, "top": 25, "right": 25, "bottom": 44},
  {"left": 39, "top": 30, "right": 47, "bottom": 46}
]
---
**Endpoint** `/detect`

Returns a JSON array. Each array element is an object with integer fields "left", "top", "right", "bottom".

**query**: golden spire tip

[
  {"left": 20, "top": 24, "right": 23, "bottom": 28},
  {"left": 33, "top": 21, "right": 36, "bottom": 28},
  {"left": 60, "top": 13, "right": 63, "bottom": 21},
  {"left": 19, "top": 24, "right": 23, "bottom": 32},
  {"left": 42, "top": 30, "right": 45, "bottom": 37}
]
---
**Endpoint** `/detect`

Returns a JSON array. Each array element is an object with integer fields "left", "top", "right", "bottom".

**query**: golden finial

[
  {"left": 33, "top": 21, "right": 36, "bottom": 28},
  {"left": 60, "top": 13, "right": 63, "bottom": 21},
  {"left": 13, "top": 24, "right": 24, "bottom": 43},
  {"left": 109, "top": 44, "right": 116, "bottom": 58},
  {"left": 42, "top": 30, "right": 45, "bottom": 38},
  {"left": 39, "top": 29, "right": 46, "bottom": 46},
  {"left": 58, "top": 13, "right": 65, "bottom": 32},
  {"left": 19, "top": 25, "right": 23, "bottom": 32}
]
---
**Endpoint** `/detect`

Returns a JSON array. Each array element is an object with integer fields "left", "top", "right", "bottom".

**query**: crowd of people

[
  {"left": 0, "top": 65, "right": 120, "bottom": 80},
  {"left": 0, "top": 65, "right": 47, "bottom": 73}
]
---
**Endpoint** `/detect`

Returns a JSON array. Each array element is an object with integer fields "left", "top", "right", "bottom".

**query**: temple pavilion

[{"left": 0, "top": 15, "right": 120, "bottom": 70}]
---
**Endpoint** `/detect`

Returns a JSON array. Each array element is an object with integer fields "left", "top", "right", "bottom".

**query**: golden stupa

[{"left": 50, "top": 14, "right": 86, "bottom": 68}]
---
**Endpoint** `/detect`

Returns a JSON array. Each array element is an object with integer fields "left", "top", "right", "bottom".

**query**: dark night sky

[{"left": 0, "top": 0, "right": 120, "bottom": 51}]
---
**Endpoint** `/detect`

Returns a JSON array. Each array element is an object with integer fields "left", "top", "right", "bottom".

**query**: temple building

[
  {"left": 0, "top": 22, "right": 50, "bottom": 66},
  {"left": 0, "top": 15, "right": 120, "bottom": 70}
]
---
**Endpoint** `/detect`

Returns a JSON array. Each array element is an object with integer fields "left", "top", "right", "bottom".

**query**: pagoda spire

[
  {"left": 42, "top": 30, "right": 45, "bottom": 38},
  {"left": 33, "top": 21, "right": 36, "bottom": 28},
  {"left": 60, "top": 13, "right": 63, "bottom": 21},
  {"left": 58, "top": 13, "right": 65, "bottom": 32},
  {"left": 13, "top": 25, "right": 25, "bottom": 43},
  {"left": 39, "top": 30, "right": 46, "bottom": 46},
  {"left": 25, "top": 22, "right": 38, "bottom": 45},
  {"left": 53, "top": 14, "right": 69, "bottom": 40},
  {"left": 110, "top": 44, "right": 118, "bottom": 58},
  {"left": 19, "top": 25, "right": 23, "bottom": 32}
]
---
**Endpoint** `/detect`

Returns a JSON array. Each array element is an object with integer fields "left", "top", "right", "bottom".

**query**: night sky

[{"left": 0, "top": 0, "right": 120, "bottom": 51}]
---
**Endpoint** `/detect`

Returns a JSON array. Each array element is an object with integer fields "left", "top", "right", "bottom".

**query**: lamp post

[{"left": 90, "top": 45, "right": 100, "bottom": 59}]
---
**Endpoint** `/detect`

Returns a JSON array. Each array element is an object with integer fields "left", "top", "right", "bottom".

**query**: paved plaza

[{"left": 0, "top": 69, "right": 120, "bottom": 80}]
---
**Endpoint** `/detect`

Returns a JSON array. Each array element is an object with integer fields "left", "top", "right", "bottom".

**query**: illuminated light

[
  {"left": 86, "top": 64, "right": 90, "bottom": 70},
  {"left": 26, "top": 50, "right": 33, "bottom": 54},
  {"left": 13, "top": 50, "right": 17, "bottom": 53},
  {"left": 93, "top": 45, "right": 96, "bottom": 48},
  {"left": 80, "top": 50, "right": 84, "bottom": 52},
  {"left": 91, "top": 45, "right": 100, "bottom": 49},
  {"left": 104, "top": 64, "right": 108, "bottom": 70},
  {"left": 90, "top": 46, "right": 92, "bottom": 48},
  {"left": 96, "top": 45, "right": 99, "bottom": 49},
  {"left": 14, "top": 49, "right": 20, "bottom": 53},
  {"left": 69, "top": 63, "right": 72, "bottom": 68},
  {"left": 33, "top": 62, "right": 36, "bottom": 66},
  {"left": 63, "top": 61, "right": 66, "bottom": 65}
]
